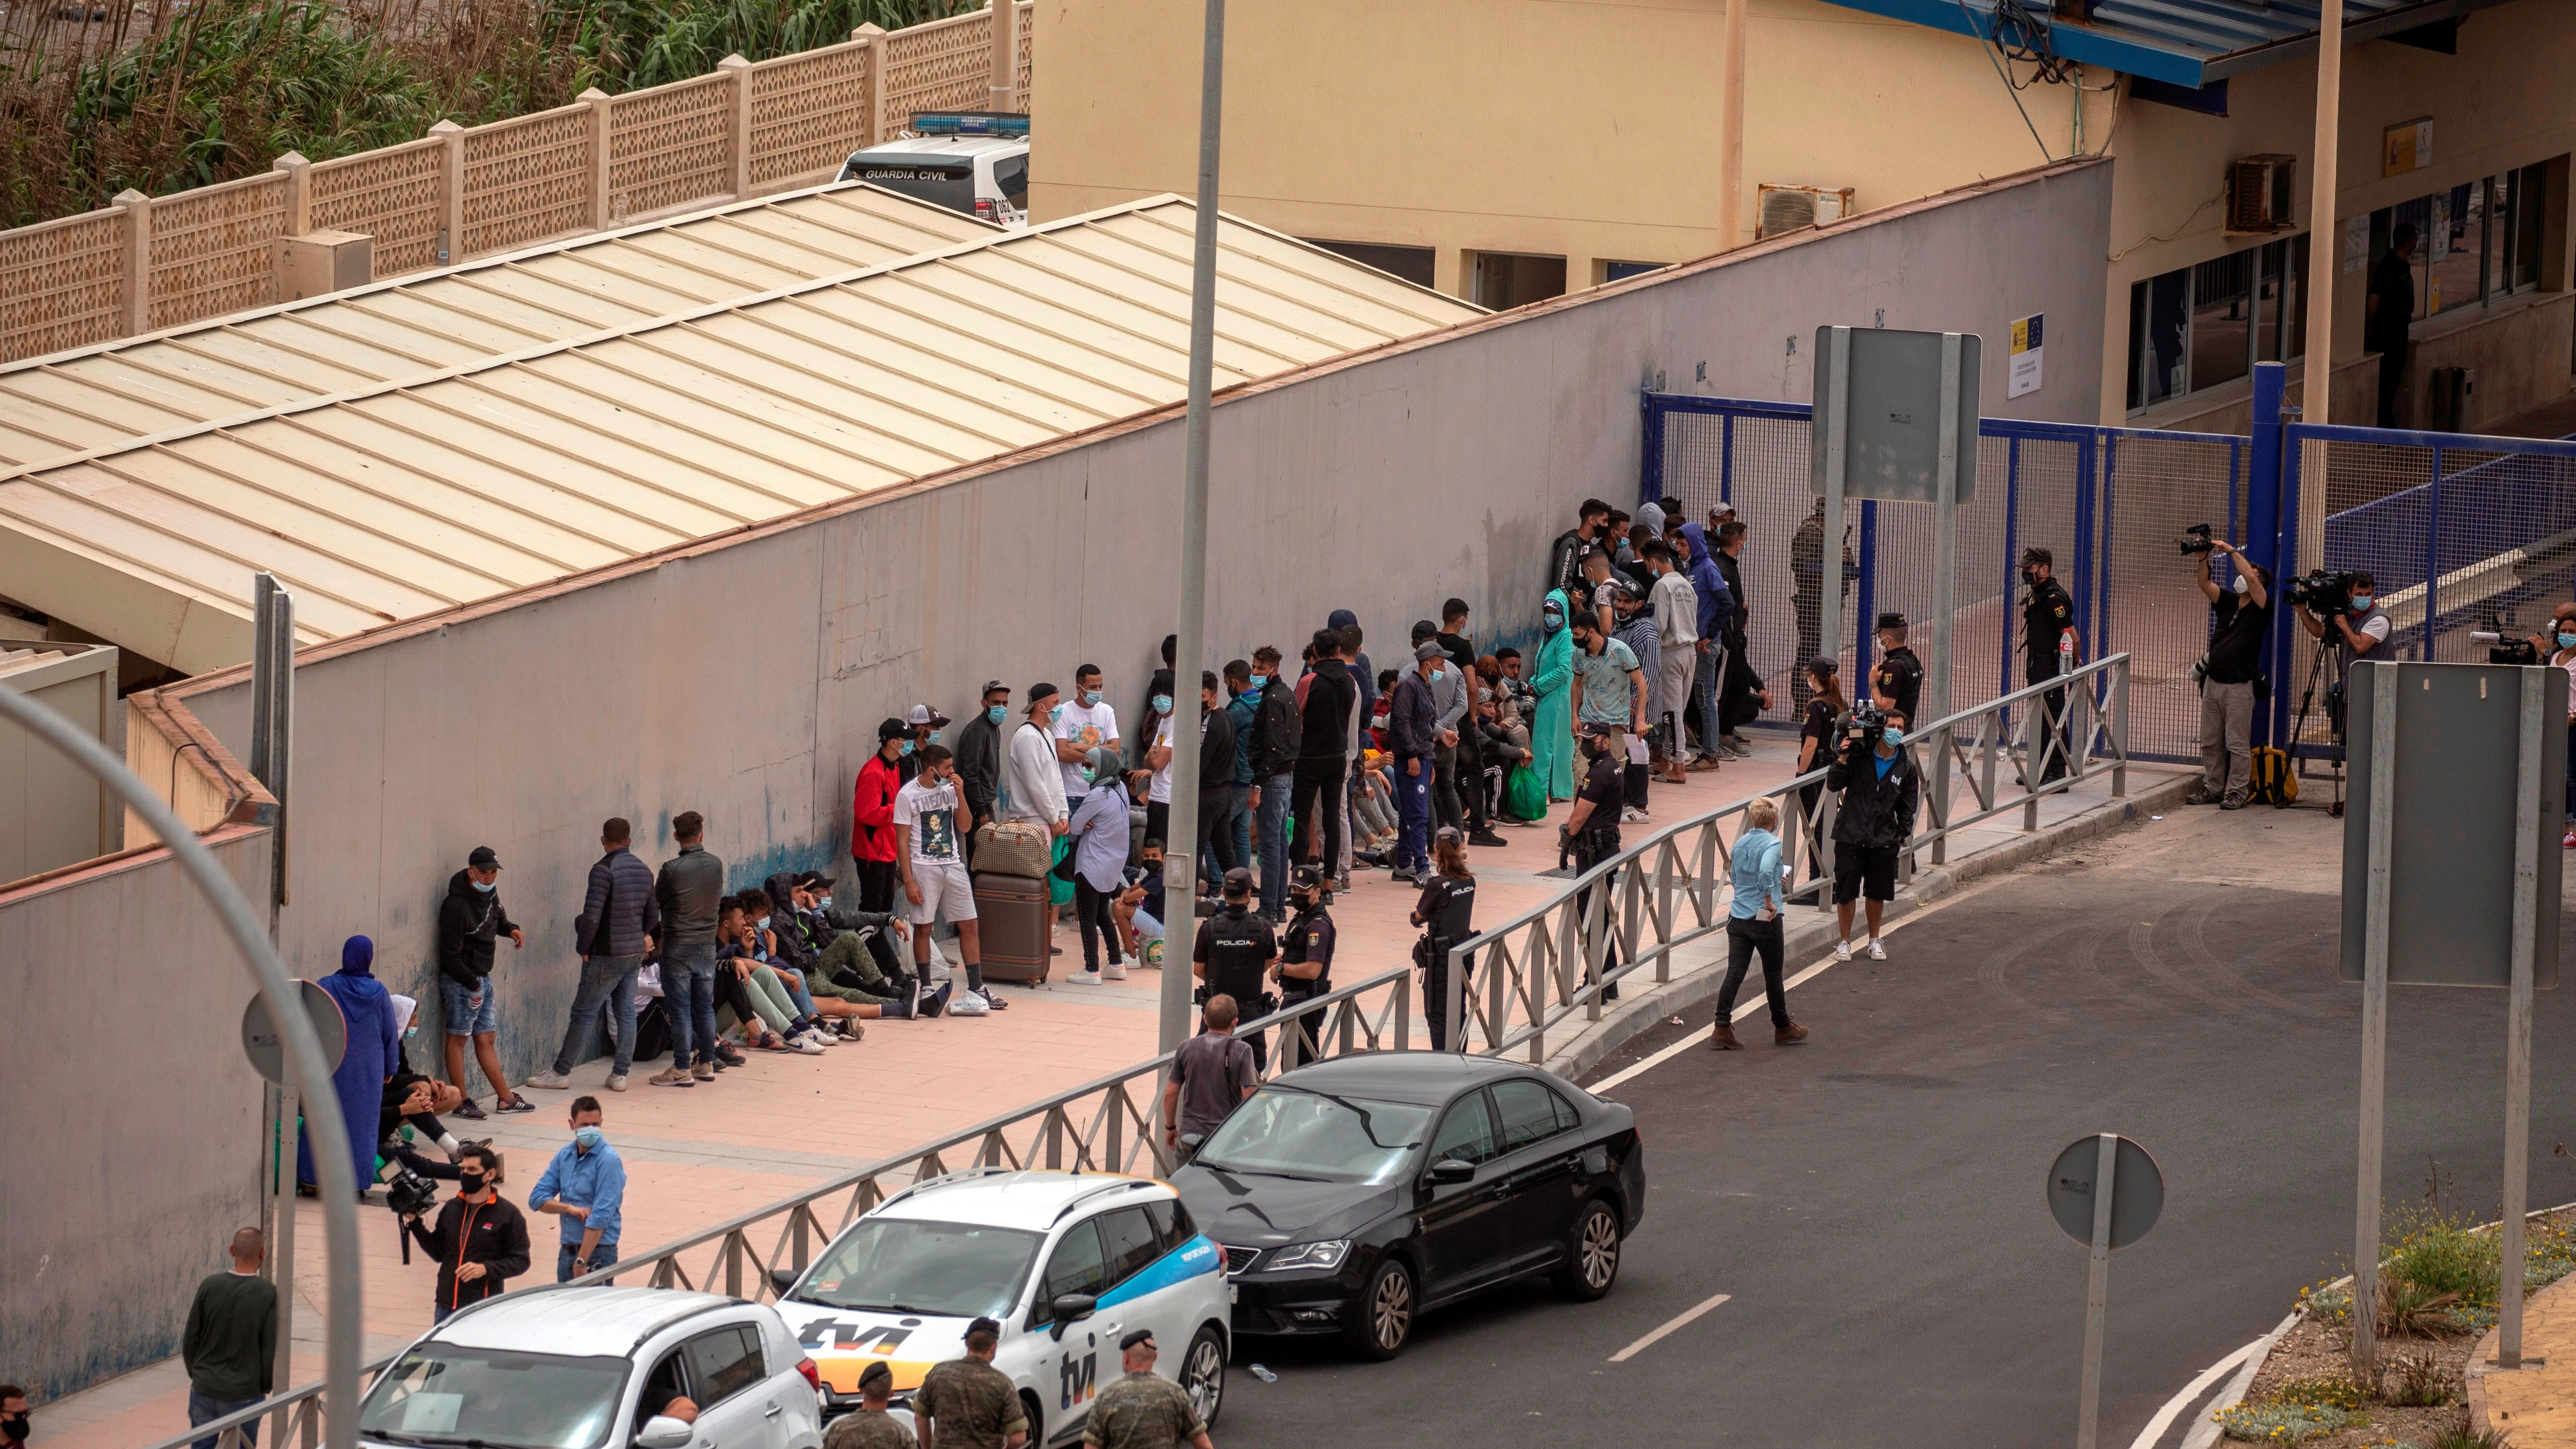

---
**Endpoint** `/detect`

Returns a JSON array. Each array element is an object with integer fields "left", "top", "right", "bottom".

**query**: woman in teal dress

[{"left": 1531, "top": 589, "right": 1576, "bottom": 801}]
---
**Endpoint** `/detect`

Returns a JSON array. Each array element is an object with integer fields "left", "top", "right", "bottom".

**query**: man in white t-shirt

[
  {"left": 894, "top": 744, "right": 1002, "bottom": 1011},
  {"left": 1053, "top": 664, "right": 1122, "bottom": 815}
]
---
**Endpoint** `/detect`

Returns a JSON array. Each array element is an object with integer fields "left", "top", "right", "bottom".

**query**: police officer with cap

[
  {"left": 1082, "top": 1331, "right": 1209, "bottom": 1449},
  {"left": 2019, "top": 547, "right": 2079, "bottom": 785},
  {"left": 1868, "top": 613, "right": 1923, "bottom": 728},
  {"left": 1274, "top": 863, "right": 1337, "bottom": 1070},
  {"left": 823, "top": 1363, "right": 914, "bottom": 1449},
  {"left": 1191, "top": 869, "right": 1278, "bottom": 1071}
]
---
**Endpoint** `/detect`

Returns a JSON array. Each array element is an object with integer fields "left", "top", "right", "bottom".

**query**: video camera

[
  {"left": 2177, "top": 523, "right": 2215, "bottom": 556},
  {"left": 2470, "top": 628, "right": 2541, "bottom": 666},
  {"left": 379, "top": 1141, "right": 440, "bottom": 1263},
  {"left": 2284, "top": 568, "right": 2362, "bottom": 618},
  {"left": 1842, "top": 700, "right": 1889, "bottom": 754}
]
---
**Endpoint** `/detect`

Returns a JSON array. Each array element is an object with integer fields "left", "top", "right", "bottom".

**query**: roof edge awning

[{"left": 1816, "top": 0, "right": 2519, "bottom": 88}]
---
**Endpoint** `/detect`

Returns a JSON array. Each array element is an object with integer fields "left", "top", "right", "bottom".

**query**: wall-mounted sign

[
  {"left": 2382, "top": 117, "right": 2433, "bottom": 177},
  {"left": 2008, "top": 313, "right": 2044, "bottom": 399},
  {"left": 2344, "top": 215, "right": 2370, "bottom": 274}
]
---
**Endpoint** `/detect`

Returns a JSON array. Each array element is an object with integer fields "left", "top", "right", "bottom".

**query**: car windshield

[
  {"left": 358, "top": 1345, "right": 628, "bottom": 1449},
  {"left": 1195, "top": 1088, "right": 1434, "bottom": 1184},
  {"left": 795, "top": 1218, "right": 1044, "bottom": 1319}
]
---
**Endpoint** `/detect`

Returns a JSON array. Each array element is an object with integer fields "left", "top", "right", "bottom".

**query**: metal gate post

[
  {"left": 2273, "top": 426, "right": 2307, "bottom": 748},
  {"left": 1640, "top": 392, "right": 1666, "bottom": 505},
  {"left": 1854, "top": 499, "right": 1877, "bottom": 671},
  {"left": 2247, "top": 363, "right": 2286, "bottom": 745},
  {"left": 1720, "top": 412, "right": 1735, "bottom": 504},
  {"left": 2000, "top": 437, "right": 2021, "bottom": 723},
  {"left": 2422, "top": 447, "right": 2442, "bottom": 660}
]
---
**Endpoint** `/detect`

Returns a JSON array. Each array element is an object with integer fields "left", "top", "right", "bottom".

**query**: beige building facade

[{"left": 1029, "top": 0, "right": 2576, "bottom": 431}]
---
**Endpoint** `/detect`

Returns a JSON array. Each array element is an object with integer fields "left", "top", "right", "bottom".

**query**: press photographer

[
  {"left": 2291, "top": 567, "right": 2387, "bottom": 744},
  {"left": 402, "top": 1144, "right": 530, "bottom": 1323},
  {"left": 1823, "top": 703, "right": 1919, "bottom": 962},
  {"left": 2188, "top": 535, "right": 2270, "bottom": 810}
]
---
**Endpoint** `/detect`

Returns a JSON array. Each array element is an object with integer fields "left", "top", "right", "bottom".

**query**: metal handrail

[
  {"left": 151, "top": 964, "right": 1414, "bottom": 1449},
  {"left": 1445, "top": 652, "right": 2133, "bottom": 1062}
]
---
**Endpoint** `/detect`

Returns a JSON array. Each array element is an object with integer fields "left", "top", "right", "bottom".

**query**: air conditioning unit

[
  {"left": 2227, "top": 155, "right": 2298, "bottom": 233},
  {"left": 1756, "top": 183, "right": 1856, "bottom": 240}
]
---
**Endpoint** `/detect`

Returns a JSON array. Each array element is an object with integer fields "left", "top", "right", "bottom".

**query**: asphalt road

[{"left": 1214, "top": 808, "right": 2576, "bottom": 1449}]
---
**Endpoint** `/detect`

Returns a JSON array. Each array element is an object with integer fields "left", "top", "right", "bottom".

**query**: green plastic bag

[
  {"left": 1048, "top": 834, "right": 1075, "bottom": 906},
  {"left": 1504, "top": 763, "right": 1548, "bottom": 823}
]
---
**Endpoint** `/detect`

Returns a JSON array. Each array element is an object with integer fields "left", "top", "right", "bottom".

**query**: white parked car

[
  {"left": 837, "top": 112, "right": 1029, "bottom": 226},
  {"left": 770, "top": 1169, "right": 1229, "bottom": 1446},
  {"left": 357, "top": 1288, "right": 822, "bottom": 1449}
]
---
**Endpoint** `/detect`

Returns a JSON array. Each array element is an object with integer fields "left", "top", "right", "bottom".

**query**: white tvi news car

[{"left": 769, "top": 1169, "right": 1231, "bottom": 1447}]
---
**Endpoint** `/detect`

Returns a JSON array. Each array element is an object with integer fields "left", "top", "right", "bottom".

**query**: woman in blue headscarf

[
  {"left": 296, "top": 936, "right": 402, "bottom": 1196},
  {"left": 1532, "top": 589, "right": 1577, "bottom": 801}
]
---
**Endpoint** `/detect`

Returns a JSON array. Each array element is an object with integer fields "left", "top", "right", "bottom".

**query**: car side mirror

[
  {"left": 1428, "top": 1158, "right": 1476, "bottom": 1186},
  {"left": 768, "top": 1267, "right": 799, "bottom": 1297},
  {"left": 634, "top": 1416, "right": 693, "bottom": 1449},
  {"left": 1049, "top": 1293, "right": 1097, "bottom": 1341}
]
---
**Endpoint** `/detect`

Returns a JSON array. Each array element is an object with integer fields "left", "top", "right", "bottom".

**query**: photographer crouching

[
  {"left": 402, "top": 1144, "right": 530, "bottom": 1323},
  {"left": 2186, "top": 531, "right": 2270, "bottom": 809},
  {"left": 2292, "top": 568, "right": 2388, "bottom": 751},
  {"left": 1824, "top": 704, "right": 1919, "bottom": 962}
]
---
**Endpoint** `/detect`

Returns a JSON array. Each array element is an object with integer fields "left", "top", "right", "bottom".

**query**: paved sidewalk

[
  {"left": 2475, "top": 1266, "right": 2576, "bottom": 1444},
  {"left": 30, "top": 729, "right": 2163, "bottom": 1449}
]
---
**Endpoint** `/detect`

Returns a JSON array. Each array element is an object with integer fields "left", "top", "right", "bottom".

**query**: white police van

[
  {"left": 838, "top": 113, "right": 1028, "bottom": 227},
  {"left": 769, "top": 1169, "right": 1228, "bottom": 1446}
]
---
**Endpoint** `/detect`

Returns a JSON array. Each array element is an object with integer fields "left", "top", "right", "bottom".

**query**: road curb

[{"left": 1541, "top": 771, "right": 2202, "bottom": 1083}]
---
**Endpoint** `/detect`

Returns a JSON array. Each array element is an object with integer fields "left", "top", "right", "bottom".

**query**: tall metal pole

[
  {"left": 1715, "top": 0, "right": 1748, "bottom": 251},
  {"left": 2296, "top": 0, "right": 2344, "bottom": 569},
  {"left": 2499, "top": 668, "right": 2545, "bottom": 1367},
  {"left": 249, "top": 573, "right": 299, "bottom": 1432},
  {"left": 1816, "top": 327, "right": 1850, "bottom": 699},
  {"left": 0, "top": 686, "right": 361, "bottom": 1449},
  {"left": 2075, "top": 1132, "right": 2118, "bottom": 1449},
  {"left": 1159, "top": 0, "right": 1224, "bottom": 1058},
  {"left": 1927, "top": 334, "right": 1961, "bottom": 865},
  {"left": 2352, "top": 663, "right": 2395, "bottom": 1386}
]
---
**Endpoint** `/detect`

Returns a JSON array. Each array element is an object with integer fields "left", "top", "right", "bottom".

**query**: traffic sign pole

[
  {"left": 2499, "top": 668, "right": 2545, "bottom": 1367},
  {"left": 2076, "top": 1133, "right": 2116, "bottom": 1449},
  {"left": 2352, "top": 667, "right": 2397, "bottom": 1384}
]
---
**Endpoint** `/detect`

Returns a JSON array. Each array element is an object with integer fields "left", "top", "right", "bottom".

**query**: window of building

[
  {"left": 1302, "top": 240, "right": 1436, "bottom": 289},
  {"left": 1470, "top": 252, "right": 1567, "bottom": 310},
  {"left": 2366, "top": 157, "right": 2562, "bottom": 327},
  {"left": 2125, "top": 235, "right": 2307, "bottom": 413},
  {"left": 1601, "top": 260, "right": 1665, "bottom": 283}
]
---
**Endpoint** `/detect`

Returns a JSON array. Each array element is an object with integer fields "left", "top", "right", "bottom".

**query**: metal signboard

[
  {"left": 241, "top": 979, "right": 346, "bottom": 1087},
  {"left": 1809, "top": 325, "right": 1981, "bottom": 503},
  {"left": 2048, "top": 1133, "right": 2163, "bottom": 1449}
]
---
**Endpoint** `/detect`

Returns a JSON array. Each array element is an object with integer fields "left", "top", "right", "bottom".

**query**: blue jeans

[
  {"left": 440, "top": 976, "right": 497, "bottom": 1036},
  {"left": 775, "top": 967, "right": 820, "bottom": 1021},
  {"left": 552, "top": 955, "right": 640, "bottom": 1076},
  {"left": 558, "top": 1239, "right": 620, "bottom": 1283},
  {"left": 189, "top": 1389, "right": 262, "bottom": 1449},
  {"left": 664, "top": 942, "right": 719, "bottom": 1068},
  {"left": 1694, "top": 644, "right": 1722, "bottom": 753},
  {"left": 1256, "top": 772, "right": 1292, "bottom": 916},
  {"left": 1396, "top": 756, "right": 1433, "bottom": 871}
]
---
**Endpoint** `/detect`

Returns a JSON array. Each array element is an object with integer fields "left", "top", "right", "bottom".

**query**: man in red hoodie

[{"left": 851, "top": 718, "right": 914, "bottom": 990}]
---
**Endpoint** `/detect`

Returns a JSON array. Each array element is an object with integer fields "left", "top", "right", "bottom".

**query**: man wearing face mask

[
  {"left": 1273, "top": 863, "right": 1337, "bottom": 1069},
  {"left": 404, "top": 1144, "right": 531, "bottom": 1322},
  {"left": 2019, "top": 548, "right": 2079, "bottom": 787},
  {"left": 1247, "top": 646, "right": 1301, "bottom": 920},
  {"left": 2294, "top": 569, "right": 2390, "bottom": 758},
  {"left": 955, "top": 681, "right": 1010, "bottom": 870},
  {"left": 530, "top": 1096, "right": 625, "bottom": 1281},
  {"left": 2190, "top": 541, "right": 2271, "bottom": 810},
  {"left": 1054, "top": 664, "right": 1122, "bottom": 819},
  {"left": 436, "top": 846, "right": 531, "bottom": 1119},
  {"left": 1824, "top": 710, "right": 1920, "bottom": 962},
  {"left": 1532, "top": 591, "right": 1577, "bottom": 801},
  {"left": 903, "top": 704, "right": 949, "bottom": 785}
]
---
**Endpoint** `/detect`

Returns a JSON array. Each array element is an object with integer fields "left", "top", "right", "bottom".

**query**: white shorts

[{"left": 908, "top": 858, "right": 975, "bottom": 924}]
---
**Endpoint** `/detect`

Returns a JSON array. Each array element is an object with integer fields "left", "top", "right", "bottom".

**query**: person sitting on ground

[
  {"left": 734, "top": 886, "right": 839, "bottom": 1046},
  {"left": 1113, "top": 840, "right": 1167, "bottom": 969},
  {"left": 713, "top": 896, "right": 819, "bottom": 1054},
  {"left": 805, "top": 885, "right": 922, "bottom": 1019}
]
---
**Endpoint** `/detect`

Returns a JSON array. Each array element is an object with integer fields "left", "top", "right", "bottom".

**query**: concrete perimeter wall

[
  {"left": 155, "top": 159, "right": 2111, "bottom": 1091},
  {"left": 0, "top": 828, "right": 272, "bottom": 1402}
]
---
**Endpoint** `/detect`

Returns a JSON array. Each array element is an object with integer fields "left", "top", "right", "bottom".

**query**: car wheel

[
  {"left": 1554, "top": 1199, "right": 1623, "bottom": 1301},
  {"left": 1346, "top": 1255, "right": 1415, "bottom": 1361},
  {"left": 1017, "top": 1391, "right": 1043, "bottom": 1448},
  {"left": 1181, "top": 1324, "right": 1227, "bottom": 1426}
]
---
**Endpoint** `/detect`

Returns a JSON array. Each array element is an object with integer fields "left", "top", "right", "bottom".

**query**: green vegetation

[
  {"left": 2215, "top": 1400, "right": 2363, "bottom": 1444},
  {"left": 1, "top": 0, "right": 967, "bottom": 228},
  {"left": 2301, "top": 1207, "right": 2576, "bottom": 1339}
]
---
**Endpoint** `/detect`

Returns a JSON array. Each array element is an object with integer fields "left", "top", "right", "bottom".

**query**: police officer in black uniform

[
  {"left": 1411, "top": 827, "right": 1480, "bottom": 1050},
  {"left": 1869, "top": 612, "right": 1923, "bottom": 727},
  {"left": 1192, "top": 868, "right": 1279, "bottom": 1071},
  {"left": 1275, "top": 863, "right": 1337, "bottom": 1070},
  {"left": 2019, "top": 546, "right": 2079, "bottom": 785},
  {"left": 1557, "top": 723, "right": 1627, "bottom": 1009}
]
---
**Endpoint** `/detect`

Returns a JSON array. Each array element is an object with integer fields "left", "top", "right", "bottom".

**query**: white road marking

[
  {"left": 2123, "top": 1333, "right": 2265, "bottom": 1449},
  {"left": 1609, "top": 1290, "right": 1733, "bottom": 1362}
]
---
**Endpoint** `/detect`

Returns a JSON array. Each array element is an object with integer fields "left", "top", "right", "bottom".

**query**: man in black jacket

[
  {"left": 1193, "top": 671, "right": 1240, "bottom": 887},
  {"left": 1291, "top": 629, "right": 1358, "bottom": 878},
  {"left": 650, "top": 812, "right": 731, "bottom": 1086},
  {"left": 954, "top": 681, "right": 1010, "bottom": 869},
  {"left": 528, "top": 819, "right": 662, "bottom": 1095},
  {"left": 1387, "top": 643, "right": 1441, "bottom": 882},
  {"left": 438, "top": 846, "right": 532, "bottom": 1118},
  {"left": 1247, "top": 645, "right": 1301, "bottom": 920},
  {"left": 402, "top": 1144, "right": 532, "bottom": 1323},
  {"left": 1824, "top": 711, "right": 1920, "bottom": 962},
  {"left": 1548, "top": 499, "right": 1612, "bottom": 599}
]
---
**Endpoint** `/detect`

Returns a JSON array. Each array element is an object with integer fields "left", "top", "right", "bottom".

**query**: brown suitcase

[{"left": 973, "top": 872, "right": 1052, "bottom": 982}]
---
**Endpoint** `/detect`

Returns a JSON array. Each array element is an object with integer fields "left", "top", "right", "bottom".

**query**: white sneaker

[
  {"left": 1833, "top": 939, "right": 1853, "bottom": 962},
  {"left": 792, "top": 1034, "right": 826, "bottom": 1055},
  {"left": 522, "top": 1069, "right": 571, "bottom": 1090},
  {"left": 1103, "top": 964, "right": 1129, "bottom": 981},
  {"left": 798, "top": 1029, "right": 833, "bottom": 1048},
  {"left": 607, "top": 1073, "right": 628, "bottom": 1092},
  {"left": 1621, "top": 806, "right": 1650, "bottom": 823},
  {"left": 1065, "top": 971, "right": 1104, "bottom": 985},
  {"left": 1865, "top": 939, "right": 1887, "bottom": 961}
]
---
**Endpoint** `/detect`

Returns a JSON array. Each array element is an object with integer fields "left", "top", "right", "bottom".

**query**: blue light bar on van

[{"left": 908, "top": 112, "right": 1030, "bottom": 138}]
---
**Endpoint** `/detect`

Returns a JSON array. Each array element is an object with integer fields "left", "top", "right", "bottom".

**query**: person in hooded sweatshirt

[
  {"left": 436, "top": 846, "right": 533, "bottom": 1119},
  {"left": 1531, "top": 590, "right": 1578, "bottom": 801},
  {"left": 297, "top": 936, "right": 401, "bottom": 1196}
]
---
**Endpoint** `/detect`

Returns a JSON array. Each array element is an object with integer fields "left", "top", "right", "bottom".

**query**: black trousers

[
  {"left": 1278, "top": 986, "right": 1326, "bottom": 1069},
  {"left": 2028, "top": 669, "right": 2071, "bottom": 784},
  {"left": 1073, "top": 875, "right": 1123, "bottom": 972},
  {"left": 1432, "top": 741, "right": 1461, "bottom": 830},
  {"left": 1459, "top": 731, "right": 1488, "bottom": 830},
  {"left": 2376, "top": 340, "right": 2410, "bottom": 428},
  {"left": 1419, "top": 939, "right": 1473, "bottom": 1051},
  {"left": 1195, "top": 785, "right": 1236, "bottom": 874},
  {"left": 1291, "top": 759, "right": 1347, "bottom": 871},
  {"left": 1719, "top": 914, "right": 1789, "bottom": 1027},
  {"left": 1571, "top": 831, "right": 1621, "bottom": 1002},
  {"left": 853, "top": 856, "right": 910, "bottom": 983}
]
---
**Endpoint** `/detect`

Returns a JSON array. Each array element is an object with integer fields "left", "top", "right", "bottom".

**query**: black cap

[
  {"left": 1580, "top": 721, "right": 1617, "bottom": 740},
  {"left": 857, "top": 1362, "right": 893, "bottom": 1392},
  {"left": 1435, "top": 825, "right": 1463, "bottom": 844},
  {"left": 1119, "top": 1329, "right": 1156, "bottom": 1352},
  {"left": 1876, "top": 612, "right": 1908, "bottom": 631},
  {"left": 468, "top": 845, "right": 501, "bottom": 870},
  {"left": 878, "top": 716, "right": 912, "bottom": 743},
  {"left": 1291, "top": 863, "right": 1324, "bottom": 891},
  {"left": 1222, "top": 867, "right": 1253, "bottom": 897},
  {"left": 1028, "top": 681, "right": 1059, "bottom": 707},
  {"left": 967, "top": 1316, "right": 1003, "bottom": 1340},
  {"left": 1808, "top": 656, "right": 1839, "bottom": 676}
]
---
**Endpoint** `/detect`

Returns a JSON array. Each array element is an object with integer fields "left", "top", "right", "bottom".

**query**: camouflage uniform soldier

[
  {"left": 1081, "top": 1331, "right": 1211, "bottom": 1449},
  {"left": 914, "top": 1317, "right": 1028, "bottom": 1449},
  {"left": 825, "top": 1364, "right": 916, "bottom": 1449}
]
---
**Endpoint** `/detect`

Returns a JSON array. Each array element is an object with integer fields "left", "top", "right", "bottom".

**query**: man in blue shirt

[
  {"left": 1711, "top": 798, "right": 1804, "bottom": 1050},
  {"left": 529, "top": 1095, "right": 625, "bottom": 1281}
]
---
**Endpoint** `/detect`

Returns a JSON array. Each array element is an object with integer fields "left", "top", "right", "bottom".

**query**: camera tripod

[{"left": 2284, "top": 632, "right": 2345, "bottom": 817}]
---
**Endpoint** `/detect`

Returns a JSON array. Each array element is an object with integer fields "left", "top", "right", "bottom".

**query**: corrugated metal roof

[
  {"left": 0, "top": 197, "right": 1482, "bottom": 673},
  {"left": 0, "top": 181, "right": 995, "bottom": 469},
  {"left": 1823, "top": 0, "right": 2513, "bottom": 86}
]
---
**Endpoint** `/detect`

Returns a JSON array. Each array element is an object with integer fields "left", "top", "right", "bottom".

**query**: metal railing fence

[
  {"left": 1444, "top": 653, "right": 2131, "bottom": 1063},
  {"left": 165, "top": 966, "right": 1413, "bottom": 1449}
]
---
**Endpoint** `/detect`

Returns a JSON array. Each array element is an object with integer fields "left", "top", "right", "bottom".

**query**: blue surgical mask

[
  {"left": 1543, "top": 610, "right": 1564, "bottom": 634},
  {"left": 1081, "top": 765, "right": 1098, "bottom": 784},
  {"left": 1082, "top": 689, "right": 1101, "bottom": 706},
  {"left": 1152, "top": 695, "right": 1173, "bottom": 715},
  {"left": 817, "top": 895, "right": 832, "bottom": 910},
  {"left": 1049, "top": 703, "right": 1065, "bottom": 724},
  {"left": 925, "top": 730, "right": 942, "bottom": 745},
  {"left": 1431, "top": 668, "right": 1447, "bottom": 682},
  {"left": 756, "top": 915, "right": 771, "bottom": 930},
  {"left": 1882, "top": 727, "right": 1905, "bottom": 748},
  {"left": 987, "top": 706, "right": 1008, "bottom": 724},
  {"left": 899, "top": 739, "right": 915, "bottom": 756},
  {"left": 472, "top": 879, "right": 495, "bottom": 893},
  {"left": 2559, "top": 633, "right": 2576, "bottom": 651},
  {"left": 573, "top": 1126, "right": 604, "bottom": 1151},
  {"left": 2351, "top": 595, "right": 2373, "bottom": 611}
]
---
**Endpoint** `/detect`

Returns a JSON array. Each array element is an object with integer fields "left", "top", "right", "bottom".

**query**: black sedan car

[{"left": 1171, "top": 1052, "right": 1644, "bottom": 1360}]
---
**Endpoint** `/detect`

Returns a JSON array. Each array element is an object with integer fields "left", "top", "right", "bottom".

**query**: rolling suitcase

[{"left": 974, "top": 872, "right": 1052, "bottom": 982}]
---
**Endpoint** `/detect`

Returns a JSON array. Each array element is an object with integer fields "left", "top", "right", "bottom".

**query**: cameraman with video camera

[
  {"left": 403, "top": 1143, "right": 530, "bottom": 1323},
  {"left": 1823, "top": 703, "right": 1919, "bottom": 962},
  {"left": 2187, "top": 531, "right": 2270, "bottom": 809},
  {"left": 2293, "top": 568, "right": 2388, "bottom": 747}
]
